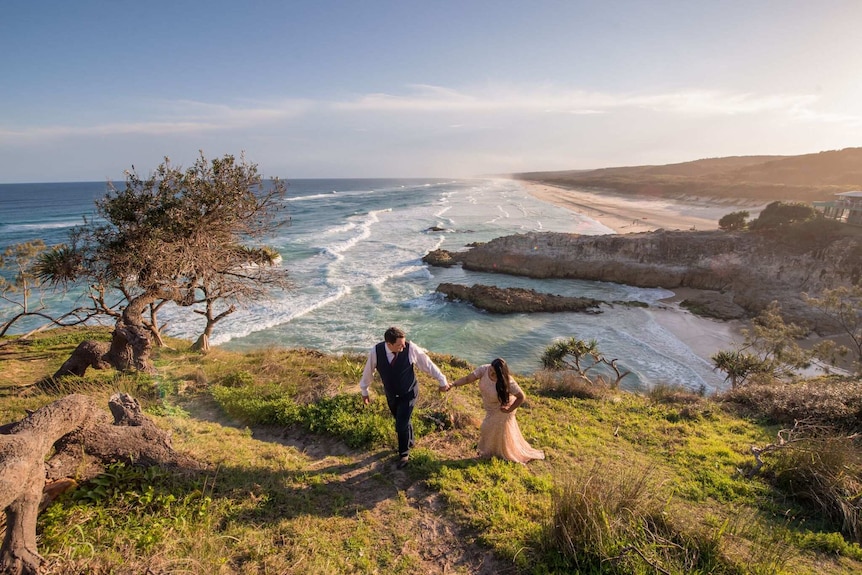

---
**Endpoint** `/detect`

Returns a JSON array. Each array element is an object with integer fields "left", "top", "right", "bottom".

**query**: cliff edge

[{"left": 424, "top": 229, "right": 862, "bottom": 333}]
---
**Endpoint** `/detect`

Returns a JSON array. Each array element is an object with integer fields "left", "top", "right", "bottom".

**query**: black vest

[{"left": 375, "top": 341, "right": 418, "bottom": 398}]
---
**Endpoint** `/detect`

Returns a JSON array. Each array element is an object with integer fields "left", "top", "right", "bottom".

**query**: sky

[{"left": 2, "top": 0, "right": 861, "bottom": 183}]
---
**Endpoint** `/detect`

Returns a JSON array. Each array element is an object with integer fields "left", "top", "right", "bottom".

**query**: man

[{"left": 359, "top": 326, "right": 449, "bottom": 468}]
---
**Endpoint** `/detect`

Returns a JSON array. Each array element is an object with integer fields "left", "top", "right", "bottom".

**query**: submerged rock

[{"left": 422, "top": 249, "right": 459, "bottom": 267}]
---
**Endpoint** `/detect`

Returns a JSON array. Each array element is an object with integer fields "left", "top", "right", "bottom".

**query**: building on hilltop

[{"left": 814, "top": 190, "right": 862, "bottom": 225}]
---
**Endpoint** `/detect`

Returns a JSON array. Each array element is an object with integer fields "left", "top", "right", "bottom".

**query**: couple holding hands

[{"left": 359, "top": 326, "right": 545, "bottom": 469}]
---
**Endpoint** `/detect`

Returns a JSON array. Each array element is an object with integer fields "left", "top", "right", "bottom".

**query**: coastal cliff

[{"left": 424, "top": 229, "right": 862, "bottom": 332}]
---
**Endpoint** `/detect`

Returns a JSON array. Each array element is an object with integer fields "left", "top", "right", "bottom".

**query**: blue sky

[{"left": 2, "top": 0, "right": 860, "bottom": 182}]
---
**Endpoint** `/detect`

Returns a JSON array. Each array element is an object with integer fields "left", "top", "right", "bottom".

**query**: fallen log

[{"left": 0, "top": 393, "right": 201, "bottom": 575}]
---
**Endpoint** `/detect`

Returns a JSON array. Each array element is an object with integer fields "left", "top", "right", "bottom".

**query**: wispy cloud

[
  {"left": 2, "top": 85, "right": 858, "bottom": 144},
  {"left": 629, "top": 90, "right": 822, "bottom": 116},
  {"left": 154, "top": 98, "right": 313, "bottom": 124},
  {"left": 333, "top": 84, "right": 828, "bottom": 118},
  {"left": 0, "top": 98, "right": 314, "bottom": 141}
]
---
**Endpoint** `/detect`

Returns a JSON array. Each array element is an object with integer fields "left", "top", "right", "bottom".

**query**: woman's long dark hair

[{"left": 491, "top": 358, "right": 510, "bottom": 405}]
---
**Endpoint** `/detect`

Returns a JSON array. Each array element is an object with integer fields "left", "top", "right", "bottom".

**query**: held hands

[{"left": 443, "top": 376, "right": 466, "bottom": 392}]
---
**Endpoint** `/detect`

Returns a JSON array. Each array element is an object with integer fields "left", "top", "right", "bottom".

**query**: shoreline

[
  {"left": 519, "top": 180, "right": 751, "bottom": 371},
  {"left": 519, "top": 180, "right": 764, "bottom": 234},
  {"left": 652, "top": 288, "right": 747, "bottom": 367}
]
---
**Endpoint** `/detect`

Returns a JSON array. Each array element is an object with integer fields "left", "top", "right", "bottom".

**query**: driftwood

[{"left": 0, "top": 393, "right": 201, "bottom": 575}]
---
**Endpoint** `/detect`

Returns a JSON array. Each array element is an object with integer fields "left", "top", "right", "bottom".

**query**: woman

[{"left": 449, "top": 357, "right": 545, "bottom": 464}]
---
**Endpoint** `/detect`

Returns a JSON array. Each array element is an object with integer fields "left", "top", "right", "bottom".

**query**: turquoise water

[{"left": 0, "top": 178, "right": 725, "bottom": 392}]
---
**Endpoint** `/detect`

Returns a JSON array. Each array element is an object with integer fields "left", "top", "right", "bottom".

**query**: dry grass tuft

[
  {"left": 533, "top": 369, "right": 609, "bottom": 399},
  {"left": 770, "top": 434, "right": 862, "bottom": 543},
  {"left": 720, "top": 377, "right": 862, "bottom": 431}
]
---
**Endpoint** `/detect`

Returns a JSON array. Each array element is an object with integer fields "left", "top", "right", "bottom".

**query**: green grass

[{"left": 2, "top": 328, "right": 861, "bottom": 574}]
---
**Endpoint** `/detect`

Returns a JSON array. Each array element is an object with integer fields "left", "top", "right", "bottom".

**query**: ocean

[{"left": 0, "top": 178, "right": 728, "bottom": 392}]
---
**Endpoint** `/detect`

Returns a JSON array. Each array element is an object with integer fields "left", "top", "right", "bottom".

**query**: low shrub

[
  {"left": 302, "top": 393, "right": 391, "bottom": 448},
  {"left": 211, "top": 383, "right": 300, "bottom": 425},
  {"left": 218, "top": 370, "right": 256, "bottom": 388},
  {"left": 720, "top": 378, "right": 862, "bottom": 431},
  {"left": 648, "top": 382, "right": 705, "bottom": 404},
  {"left": 796, "top": 530, "right": 862, "bottom": 560},
  {"left": 40, "top": 461, "right": 211, "bottom": 555},
  {"left": 212, "top": 384, "right": 398, "bottom": 449}
]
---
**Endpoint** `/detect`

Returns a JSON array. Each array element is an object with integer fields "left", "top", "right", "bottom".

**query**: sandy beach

[
  {"left": 521, "top": 180, "right": 763, "bottom": 234},
  {"left": 520, "top": 180, "right": 752, "bottom": 370}
]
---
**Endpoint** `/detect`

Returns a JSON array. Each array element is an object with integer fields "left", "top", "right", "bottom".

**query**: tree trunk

[
  {"left": 191, "top": 333, "right": 210, "bottom": 352},
  {"left": 52, "top": 321, "right": 155, "bottom": 378},
  {"left": 51, "top": 340, "right": 111, "bottom": 378},
  {"left": 104, "top": 322, "right": 154, "bottom": 373},
  {"left": 191, "top": 301, "right": 235, "bottom": 353},
  {"left": 0, "top": 393, "right": 201, "bottom": 575}
]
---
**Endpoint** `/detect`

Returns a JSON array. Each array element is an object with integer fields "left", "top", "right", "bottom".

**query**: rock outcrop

[
  {"left": 436, "top": 283, "right": 602, "bottom": 314},
  {"left": 423, "top": 230, "right": 862, "bottom": 332}
]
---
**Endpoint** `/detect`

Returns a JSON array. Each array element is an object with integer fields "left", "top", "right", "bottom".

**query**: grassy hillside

[
  {"left": 2, "top": 328, "right": 861, "bottom": 574},
  {"left": 514, "top": 147, "right": 862, "bottom": 202}
]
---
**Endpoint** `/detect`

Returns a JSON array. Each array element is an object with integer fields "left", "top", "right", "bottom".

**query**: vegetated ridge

[
  {"left": 2, "top": 331, "right": 862, "bottom": 574},
  {"left": 514, "top": 147, "right": 862, "bottom": 202}
]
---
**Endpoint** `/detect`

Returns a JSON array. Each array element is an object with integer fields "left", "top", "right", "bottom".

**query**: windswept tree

[
  {"left": 38, "top": 152, "right": 290, "bottom": 376},
  {"left": 541, "top": 337, "right": 631, "bottom": 388}
]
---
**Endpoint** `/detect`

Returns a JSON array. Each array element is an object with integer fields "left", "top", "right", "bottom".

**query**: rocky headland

[{"left": 424, "top": 229, "right": 862, "bottom": 333}]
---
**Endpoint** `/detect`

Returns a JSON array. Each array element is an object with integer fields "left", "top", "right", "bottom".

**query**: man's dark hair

[{"left": 384, "top": 326, "right": 405, "bottom": 343}]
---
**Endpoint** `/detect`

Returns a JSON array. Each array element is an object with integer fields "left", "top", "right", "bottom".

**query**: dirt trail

[{"left": 180, "top": 396, "right": 516, "bottom": 574}]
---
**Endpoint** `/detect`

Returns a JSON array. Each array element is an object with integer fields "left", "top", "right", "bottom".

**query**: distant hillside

[{"left": 514, "top": 147, "right": 862, "bottom": 202}]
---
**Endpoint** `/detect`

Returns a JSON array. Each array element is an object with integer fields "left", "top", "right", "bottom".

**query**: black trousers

[{"left": 385, "top": 392, "right": 416, "bottom": 457}]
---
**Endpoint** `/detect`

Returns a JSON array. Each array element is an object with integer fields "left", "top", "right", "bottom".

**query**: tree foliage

[
  {"left": 0, "top": 241, "right": 47, "bottom": 328},
  {"left": 712, "top": 301, "right": 811, "bottom": 386},
  {"left": 744, "top": 301, "right": 811, "bottom": 377},
  {"left": 749, "top": 201, "right": 817, "bottom": 231},
  {"left": 718, "top": 210, "right": 749, "bottom": 231},
  {"left": 0, "top": 241, "right": 97, "bottom": 338}
]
